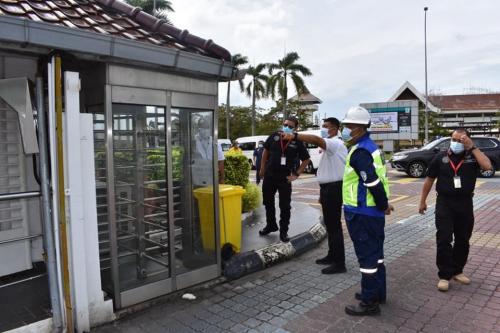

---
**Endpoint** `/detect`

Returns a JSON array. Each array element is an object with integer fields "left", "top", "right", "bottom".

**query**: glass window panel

[{"left": 171, "top": 108, "right": 216, "bottom": 274}]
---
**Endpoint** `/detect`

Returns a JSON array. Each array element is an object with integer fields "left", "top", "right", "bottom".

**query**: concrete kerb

[{"left": 223, "top": 217, "right": 327, "bottom": 280}]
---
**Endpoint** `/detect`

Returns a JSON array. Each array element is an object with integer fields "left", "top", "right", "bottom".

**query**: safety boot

[
  {"left": 355, "top": 292, "right": 386, "bottom": 304},
  {"left": 259, "top": 225, "right": 278, "bottom": 236},
  {"left": 345, "top": 302, "right": 380, "bottom": 316}
]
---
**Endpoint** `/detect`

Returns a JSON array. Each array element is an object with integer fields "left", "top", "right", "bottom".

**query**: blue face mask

[
  {"left": 449, "top": 141, "right": 464, "bottom": 154},
  {"left": 341, "top": 127, "right": 352, "bottom": 141},
  {"left": 320, "top": 128, "right": 329, "bottom": 138},
  {"left": 282, "top": 126, "right": 294, "bottom": 134}
]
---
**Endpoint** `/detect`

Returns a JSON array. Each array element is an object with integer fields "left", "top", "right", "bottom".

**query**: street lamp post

[{"left": 424, "top": 6, "right": 429, "bottom": 144}]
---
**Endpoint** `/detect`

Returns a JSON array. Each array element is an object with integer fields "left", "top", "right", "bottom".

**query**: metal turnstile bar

[
  {"left": 141, "top": 237, "right": 168, "bottom": 250},
  {"left": 140, "top": 253, "right": 169, "bottom": 268}
]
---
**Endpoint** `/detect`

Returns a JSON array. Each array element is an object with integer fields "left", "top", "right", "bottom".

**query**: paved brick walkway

[{"left": 94, "top": 179, "right": 500, "bottom": 333}]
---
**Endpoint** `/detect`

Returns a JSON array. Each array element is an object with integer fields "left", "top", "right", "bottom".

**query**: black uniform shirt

[
  {"left": 264, "top": 132, "right": 310, "bottom": 176},
  {"left": 426, "top": 150, "right": 479, "bottom": 197}
]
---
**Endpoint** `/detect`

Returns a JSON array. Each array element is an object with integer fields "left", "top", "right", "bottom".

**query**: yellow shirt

[{"left": 228, "top": 147, "right": 243, "bottom": 155}]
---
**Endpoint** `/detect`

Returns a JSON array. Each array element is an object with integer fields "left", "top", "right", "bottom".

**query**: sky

[{"left": 171, "top": 0, "right": 500, "bottom": 121}]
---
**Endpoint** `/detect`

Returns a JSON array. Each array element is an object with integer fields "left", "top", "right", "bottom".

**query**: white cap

[{"left": 342, "top": 106, "right": 371, "bottom": 125}]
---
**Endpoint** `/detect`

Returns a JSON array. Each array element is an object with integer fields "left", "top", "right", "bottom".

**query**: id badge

[
  {"left": 453, "top": 176, "right": 462, "bottom": 189},
  {"left": 281, "top": 156, "right": 286, "bottom": 165}
]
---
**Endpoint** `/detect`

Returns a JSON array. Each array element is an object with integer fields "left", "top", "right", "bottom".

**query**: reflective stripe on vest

[{"left": 342, "top": 140, "right": 390, "bottom": 211}]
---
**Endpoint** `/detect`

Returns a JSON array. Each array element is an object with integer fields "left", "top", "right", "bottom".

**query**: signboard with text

[{"left": 368, "top": 107, "right": 412, "bottom": 133}]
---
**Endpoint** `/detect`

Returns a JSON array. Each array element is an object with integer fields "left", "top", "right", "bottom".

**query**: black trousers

[
  {"left": 435, "top": 194, "right": 474, "bottom": 280},
  {"left": 320, "top": 181, "right": 345, "bottom": 265},
  {"left": 262, "top": 174, "right": 292, "bottom": 233}
]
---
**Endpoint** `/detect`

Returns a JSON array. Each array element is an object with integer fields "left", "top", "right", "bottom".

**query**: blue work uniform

[{"left": 343, "top": 133, "right": 389, "bottom": 304}]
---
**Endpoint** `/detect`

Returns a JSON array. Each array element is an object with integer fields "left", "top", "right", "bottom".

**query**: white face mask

[
  {"left": 450, "top": 141, "right": 464, "bottom": 154},
  {"left": 341, "top": 127, "right": 352, "bottom": 141},
  {"left": 199, "top": 128, "right": 210, "bottom": 139}
]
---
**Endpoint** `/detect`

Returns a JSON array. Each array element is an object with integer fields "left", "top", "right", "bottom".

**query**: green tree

[
  {"left": 245, "top": 64, "right": 268, "bottom": 136},
  {"left": 125, "top": 0, "right": 174, "bottom": 23},
  {"left": 218, "top": 105, "right": 252, "bottom": 140},
  {"left": 256, "top": 107, "right": 281, "bottom": 135},
  {"left": 267, "top": 52, "right": 312, "bottom": 120},
  {"left": 225, "top": 54, "right": 249, "bottom": 139}
]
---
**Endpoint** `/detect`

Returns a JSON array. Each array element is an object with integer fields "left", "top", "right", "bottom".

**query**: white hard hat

[{"left": 342, "top": 106, "right": 371, "bottom": 125}]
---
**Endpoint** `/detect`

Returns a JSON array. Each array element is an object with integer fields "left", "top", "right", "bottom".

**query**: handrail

[
  {"left": 0, "top": 191, "right": 40, "bottom": 202},
  {"left": 0, "top": 234, "right": 42, "bottom": 245}
]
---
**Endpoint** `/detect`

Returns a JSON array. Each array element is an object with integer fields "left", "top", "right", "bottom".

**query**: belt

[{"left": 319, "top": 180, "right": 342, "bottom": 188}]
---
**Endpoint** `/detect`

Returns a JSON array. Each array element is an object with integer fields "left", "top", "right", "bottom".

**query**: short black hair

[
  {"left": 453, "top": 127, "right": 470, "bottom": 137},
  {"left": 323, "top": 117, "right": 340, "bottom": 128},
  {"left": 286, "top": 116, "right": 299, "bottom": 127}
]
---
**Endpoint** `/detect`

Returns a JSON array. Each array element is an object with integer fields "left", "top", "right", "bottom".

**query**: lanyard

[
  {"left": 449, "top": 156, "right": 464, "bottom": 176},
  {"left": 280, "top": 137, "right": 291, "bottom": 156}
]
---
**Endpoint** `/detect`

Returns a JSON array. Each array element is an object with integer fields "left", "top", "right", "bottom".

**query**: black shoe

[
  {"left": 354, "top": 292, "right": 386, "bottom": 304},
  {"left": 315, "top": 255, "right": 334, "bottom": 265},
  {"left": 321, "top": 264, "right": 347, "bottom": 274},
  {"left": 280, "top": 232, "right": 290, "bottom": 242},
  {"left": 345, "top": 302, "right": 381, "bottom": 316},
  {"left": 259, "top": 226, "right": 278, "bottom": 236}
]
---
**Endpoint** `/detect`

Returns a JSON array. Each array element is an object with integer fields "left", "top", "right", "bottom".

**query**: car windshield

[{"left": 421, "top": 138, "right": 446, "bottom": 150}]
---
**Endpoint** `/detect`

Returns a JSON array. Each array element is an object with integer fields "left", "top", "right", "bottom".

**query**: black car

[{"left": 390, "top": 136, "right": 500, "bottom": 178}]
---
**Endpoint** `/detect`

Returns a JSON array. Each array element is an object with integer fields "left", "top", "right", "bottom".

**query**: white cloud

[{"left": 171, "top": 0, "right": 500, "bottom": 120}]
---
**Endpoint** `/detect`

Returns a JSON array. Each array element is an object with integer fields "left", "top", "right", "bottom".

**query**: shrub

[
  {"left": 242, "top": 183, "right": 262, "bottom": 213},
  {"left": 224, "top": 154, "right": 250, "bottom": 187}
]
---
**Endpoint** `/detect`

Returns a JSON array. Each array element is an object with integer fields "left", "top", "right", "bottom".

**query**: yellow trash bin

[{"left": 193, "top": 184, "right": 246, "bottom": 253}]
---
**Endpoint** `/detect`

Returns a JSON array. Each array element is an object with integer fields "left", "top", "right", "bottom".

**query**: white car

[{"left": 235, "top": 135, "right": 269, "bottom": 168}]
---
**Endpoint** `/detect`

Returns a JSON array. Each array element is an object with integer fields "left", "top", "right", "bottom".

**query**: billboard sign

[{"left": 368, "top": 107, "right": 411, "bottom": 133}]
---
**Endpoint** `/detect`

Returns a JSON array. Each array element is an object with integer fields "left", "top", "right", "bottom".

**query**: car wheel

[
  {"left": 407, "top": 161, "right": 426, "bottom": 178},
  {"left": 305, "top": 161, "right": 314, "bottom": 174},
  {"left": 479, "top": 167, "right": 495, "bottom": 178}
]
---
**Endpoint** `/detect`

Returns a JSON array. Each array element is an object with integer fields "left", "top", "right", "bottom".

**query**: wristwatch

[{"left": 293, "top": 132, "right": 298, "bottom": 141}]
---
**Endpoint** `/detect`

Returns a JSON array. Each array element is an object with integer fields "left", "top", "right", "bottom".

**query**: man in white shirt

[
  {"left": 193, "top": 117, "right": 225, "bottom": 185},
  {"left": 282, "top": 117, "right": 348, "bottom": 274}
]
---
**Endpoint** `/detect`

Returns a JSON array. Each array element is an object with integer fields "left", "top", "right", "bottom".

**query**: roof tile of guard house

[
  {"left": 0, "top": 0, "right": 230, "bottom": 61},
  {"left": 429, "top": 94, "right": 500, "bottom": 110}
]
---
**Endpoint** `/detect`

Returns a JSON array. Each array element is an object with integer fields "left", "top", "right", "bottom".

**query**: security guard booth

[{"left": 94, "top": 64, "right": 224, "bottom": 309}]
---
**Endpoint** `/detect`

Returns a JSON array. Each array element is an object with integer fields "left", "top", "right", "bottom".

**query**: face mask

[
  {"left": 199, "top": 128, "right": 210, "bottom": 138},
  {"left": 341, "top": 127, "right": 352, "bottom": 141},
  {"left": 282, "top": 126, "right": 294, "bottom": 134},
  {"left": 320, "top": 128, "right": 329, "bottom": 138},
  {"left": 258, "top": 144, "right": 263, "bottom": 148},
  {"left": 449, "top": 141, "right": 464, "bottom": 154}
]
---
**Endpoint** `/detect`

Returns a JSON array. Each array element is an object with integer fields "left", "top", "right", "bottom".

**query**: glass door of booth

[
  {"left": 110, "top": 103, "right": 172, "bottom": 307},
  {"left": 97, "top": 87, "right": 219, "bottom": 308},
  {"left": 171, "top": 109, "right": 217, "bottom": 284}
]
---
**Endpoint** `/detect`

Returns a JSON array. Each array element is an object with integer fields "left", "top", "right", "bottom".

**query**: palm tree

[
  {"left": 245, "top": 64, "right": 268, "bottom": 136},
  {"left": 125, "top": 0, "right": 174, "bottom": 23},
  {"left": 226, "top": 54, "right": 248, "bottom": 139},
  {"left": 267, "top": 52, "right": 312, "bottom": 120}
]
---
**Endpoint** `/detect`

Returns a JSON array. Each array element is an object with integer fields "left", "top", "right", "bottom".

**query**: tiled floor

[{"left": 0, "top": 273, "right": 51, "bottom": 332}]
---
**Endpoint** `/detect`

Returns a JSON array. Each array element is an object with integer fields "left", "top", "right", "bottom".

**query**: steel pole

[
  {"left": 36, "top": 77, "right": 63, "bottom": 331},
  {"left": 424, "top": 7, "right": 429, "bottom": 144}
]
